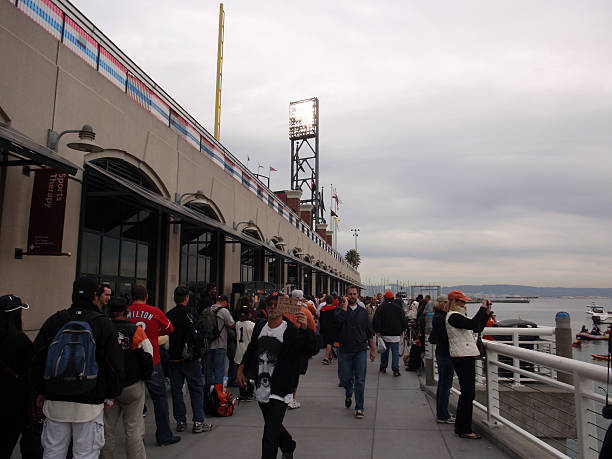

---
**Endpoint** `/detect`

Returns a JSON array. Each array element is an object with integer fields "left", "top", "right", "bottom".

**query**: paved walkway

[{"left": 102, "top": 351, "right": 509, "bottom": 458}]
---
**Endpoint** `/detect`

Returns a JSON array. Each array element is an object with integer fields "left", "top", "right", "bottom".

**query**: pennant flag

[
  {"left": 331, "top": 210, "right": 338, "bottom": 217},
  {"left": 269, "top": 166, "right": 277, "bottom": 172},
  {"left": 248, "top": 156, "right": 251, "bottom": 161}
]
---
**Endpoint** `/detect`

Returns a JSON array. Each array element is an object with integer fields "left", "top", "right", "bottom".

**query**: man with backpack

[
  {"left": 101, "top": 297, "right": 153, "bottom": 459},
  {"left": 166, "top": 286, "right": 213, "bottom": 434},
  {"left": 31, "top": 277, "right": 124, "bottom": 458},
  {"left": 127, "top": 285, "right": 180, "bottom": 447},
  {"left": 201, "top": 295, "right": 234, "bottom": 388}
]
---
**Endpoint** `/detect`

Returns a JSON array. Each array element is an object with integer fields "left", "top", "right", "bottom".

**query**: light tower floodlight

[{"left": 289, "top": 97, "right": 324, "bottom": 225}]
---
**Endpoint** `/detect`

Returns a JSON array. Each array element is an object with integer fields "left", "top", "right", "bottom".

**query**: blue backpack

[{"left": 43, "top": 309, "right": 101, "bottom": 395}]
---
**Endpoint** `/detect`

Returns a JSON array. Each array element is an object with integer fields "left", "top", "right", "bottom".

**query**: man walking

[
  {"left": 335, "top": 285, "right": 375, "bottom": 419},
  {"left": 127, "top": 285, "right": 180, "bottom": 447},
  {"left": 166, "top": 286, "right": 213, "bottom": 434},
  {"left": 237, "top": 294, "right": 317, "bottom": 459},
  {"left": 373, "top": 291, "right": 407, "bottom": 376},
  {"left": 31, "top": 277, "right": 123, "bottom": 458},
  {"left": 101, "top": 297, "right": 153, "bottom": 459}
]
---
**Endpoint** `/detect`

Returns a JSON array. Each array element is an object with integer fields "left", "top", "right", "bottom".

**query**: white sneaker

[{"left": 288, "top": 399, "right": 301, "bottom": 409}]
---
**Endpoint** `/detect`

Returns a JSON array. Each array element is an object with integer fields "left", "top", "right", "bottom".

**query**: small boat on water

[
  {"left": 577, "top": 332, "right": 609, "bottom": 341},
  {"left": 592, "top": 354, "right": 611, "bottom": 361},
  {"left": 586, "top": 303, "right": 612, "bottom": 324}
]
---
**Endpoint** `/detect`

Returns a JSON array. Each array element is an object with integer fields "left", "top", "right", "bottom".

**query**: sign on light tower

[{"left": 214, "top": 3, "right": 225, "bottom": 141}]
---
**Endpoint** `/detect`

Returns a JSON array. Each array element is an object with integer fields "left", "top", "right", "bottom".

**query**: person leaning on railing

[{"left": 445, "top": 290, "right": 492, "bottom": 440}]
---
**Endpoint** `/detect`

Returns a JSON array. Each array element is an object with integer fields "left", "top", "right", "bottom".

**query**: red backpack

[{"left": 205, "top": 384, "right": 237, "bottom": 417}]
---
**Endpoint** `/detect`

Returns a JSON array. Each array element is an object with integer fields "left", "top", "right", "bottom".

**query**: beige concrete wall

[{"left": 0, "top": 1, "right": 359, "bottom": 331}]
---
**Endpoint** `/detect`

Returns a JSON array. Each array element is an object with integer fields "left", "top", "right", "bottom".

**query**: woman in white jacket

[{"left": 445, "top": 290, "right": 491, "bottom": 439}]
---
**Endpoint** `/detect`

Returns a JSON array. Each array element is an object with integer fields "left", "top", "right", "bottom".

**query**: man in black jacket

[
  {"left": 166, "top": 285, "right": 212, "bottom": 434},
  {"left": 31, "top": 277, "right": 124, "bottom": 458},
  {"left": 335, "top": 285, "right": 375, "bottom": 419},
  {"left": 373, "top": 291, "right": 407, "bottom": 377},
  {"left": 237, "top": 294, "right": 318, "bottom": 459}
]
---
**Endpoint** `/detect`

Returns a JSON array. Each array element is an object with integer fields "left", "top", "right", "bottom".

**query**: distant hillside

[
  {"left": 362, "top": 283, "right": 612, "bottom": 298},
  {"left": 444, "top": 285, "right": 612, "bottom": 298}
]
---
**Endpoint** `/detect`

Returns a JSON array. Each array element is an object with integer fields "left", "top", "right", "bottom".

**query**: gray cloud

[{"left": 75, "top": 0, "right": 612, "bottom": 287}]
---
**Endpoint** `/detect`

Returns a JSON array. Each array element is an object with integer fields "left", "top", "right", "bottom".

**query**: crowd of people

[{"left": 1, "top": 278, "right": 495, "bottom": 459}]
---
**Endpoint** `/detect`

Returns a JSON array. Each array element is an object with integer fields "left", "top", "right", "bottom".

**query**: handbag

[{"left": 376, "top": 337, "right": 387, "bottom": 353}]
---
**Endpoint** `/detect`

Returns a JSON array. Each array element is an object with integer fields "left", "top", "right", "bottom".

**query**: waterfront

[{"left": 467, "top": 297, "right": 612, "bottom": 366}]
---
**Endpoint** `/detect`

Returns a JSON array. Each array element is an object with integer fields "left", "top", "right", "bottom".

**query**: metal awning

[
  {"left": 85, "top": 162, "right": 225, "bottom": 231},
  {"left": 0, "top": 124, "right": 79, "bottom": 175},
  {"left": 85, "top": 162, "right": 357, "bottom": 284}
]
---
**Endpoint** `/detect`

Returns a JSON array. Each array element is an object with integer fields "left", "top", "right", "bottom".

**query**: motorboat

[
  {"left": 586, "top": 302, "right": 605, "bottom": 316},
  {"left": 576, "top": 331, "right": 609, "bottom": 341}
]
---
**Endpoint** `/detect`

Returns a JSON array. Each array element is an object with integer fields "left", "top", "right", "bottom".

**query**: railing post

[
  {"left": 512, "top": 330, "right": 521, "bottom": 386},
  {"left": 485, "top": 349, "right": 500, "bottom": 426},
  {"left": 573, "top": 372, "right": 598, "bottom": 458},
  {"left": 555, "top": 312, "right": 573, "bottom": 385},
  {"left": 425, "top": 312, "right": 434, "bottom": 385}
]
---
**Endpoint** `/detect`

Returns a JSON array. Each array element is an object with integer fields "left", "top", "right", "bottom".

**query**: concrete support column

[{"left": 555, "top": 312, "right": 573, "bottom": 384}]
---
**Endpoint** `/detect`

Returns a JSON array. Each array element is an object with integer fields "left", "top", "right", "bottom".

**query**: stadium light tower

[{"left": 289, "top": 97, "right": 324, "bottom": 224}]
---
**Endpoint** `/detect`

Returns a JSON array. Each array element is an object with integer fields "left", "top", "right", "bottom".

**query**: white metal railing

[{"left": 482, "top": 326, "right": 556, "bottom": 384}]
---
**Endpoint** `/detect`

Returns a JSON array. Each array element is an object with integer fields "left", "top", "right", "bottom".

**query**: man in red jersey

[{"left": 127, "top": 285, "right": 180, "bottom": 447}]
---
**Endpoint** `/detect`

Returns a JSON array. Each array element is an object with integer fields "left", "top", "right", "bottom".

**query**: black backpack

[
  {"left": 199, "top": 306, "right": 223, "bottom": 346},
  {"left": 183, "top": 312, "right": 209, "bottom": 361}
]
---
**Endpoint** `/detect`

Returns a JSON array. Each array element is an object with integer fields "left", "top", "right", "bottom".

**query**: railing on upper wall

[{"left": 6, "top": 0, "right": 359, "bottom": 278}]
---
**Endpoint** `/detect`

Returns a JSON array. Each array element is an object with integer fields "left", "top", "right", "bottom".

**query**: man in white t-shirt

[
  {"left": 237, "top": 294, "right": 318, "bottom": 459},
  {"left": 234, "top": 306, "right": 255, "bottom": 400}
]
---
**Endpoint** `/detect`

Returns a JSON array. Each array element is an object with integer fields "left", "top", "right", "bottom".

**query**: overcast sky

[{"left": 75, "top": 0, "right": 612, "bottom": 288}]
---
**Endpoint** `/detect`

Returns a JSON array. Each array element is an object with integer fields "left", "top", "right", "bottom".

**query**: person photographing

[{"left": 445, "top": 290, "right": 491, "bottom": 439}]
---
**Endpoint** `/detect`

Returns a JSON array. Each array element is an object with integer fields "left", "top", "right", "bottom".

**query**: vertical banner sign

[{"left": 27, "top": 169, "right": 68, "bottom": 254}]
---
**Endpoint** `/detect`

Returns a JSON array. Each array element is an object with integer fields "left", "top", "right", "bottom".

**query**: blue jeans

[
  {"left": 206, "top": 348, "right": 227, "bottom": 386},
  {"left": 380, "top": 340, "right": 400, "bottom": 372},
  {"left": 168, "top": 360, "right": 205, "bottom": 423},
  {"left": 339, "top": 350, "right": 367, "bottom": 410},
  {"left": 145, "top": 362, "right": 173, "bottom": 444},
  {"left": 436, "top": 351, "right": 454, "bottom": 420}
]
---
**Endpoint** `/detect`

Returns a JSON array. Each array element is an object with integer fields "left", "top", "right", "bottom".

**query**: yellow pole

[{"left": 214, "top": 3, "right": 225, "bottom": 141}]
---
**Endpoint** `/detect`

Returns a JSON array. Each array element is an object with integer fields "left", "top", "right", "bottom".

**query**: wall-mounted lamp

[{"left": 47, "top": 124, "right": 103, "bottom": 152}]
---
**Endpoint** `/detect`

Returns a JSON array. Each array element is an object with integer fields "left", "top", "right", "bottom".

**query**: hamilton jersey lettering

[
  {"left": 126, "top": 310, "right": 154, "bottom": 321},
  {"left": 128, "top": 303, "right": 174, "bottom": 366}
]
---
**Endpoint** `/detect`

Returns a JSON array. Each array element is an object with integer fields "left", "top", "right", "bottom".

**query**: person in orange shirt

[{"left": 282, "top": 290, "right": 316, "bottom": 409}]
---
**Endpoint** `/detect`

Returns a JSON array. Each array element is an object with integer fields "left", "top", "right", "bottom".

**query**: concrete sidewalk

[{"left": 110, "top": 351, "right": 510, "bottom": 458}]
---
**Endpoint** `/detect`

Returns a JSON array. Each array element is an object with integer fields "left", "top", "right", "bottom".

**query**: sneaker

[
  {"left": 288, "top": 399, "right": 301, "bottom": 409},
  {"left": 239, "top": 394, "right": 256, "bottom": 402},
  {"left": 393, "top": 370, "right": 401, "bottom": 377},
  {"left": 379, "top": 367, "right": 386, "bottom": 373},
  {"left": 322, "top": 358, "right": 331, "bottom": 365},
  {"left": 157, "top": 436, "right": 181, "bottom": 446},
  {"left": 176, "top": 421, "right": 186, "bottom": 432},
  {"left": 345, "top": 397, "right": 352, "bottom": 408},
  {"left": 437, "top": 416, "right": 456, "bottom": 424},
  {"left": 355, "top": 409, "right": 365, "bottom": 419},
  {"left": 192, "top": 422, "right": 214, "bottom": 433},
  {"left": 143, "top": 404, "right": 147, "bottom": 417}
]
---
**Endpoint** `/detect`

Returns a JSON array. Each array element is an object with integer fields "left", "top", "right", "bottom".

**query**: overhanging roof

[{"left": 0, "top": 124, "right": 79, "bottom": 175}]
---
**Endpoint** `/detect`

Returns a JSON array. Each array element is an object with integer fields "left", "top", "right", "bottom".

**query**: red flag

[
  {"left": 331, "top": 210, "right": 338, "bottom": 217},
  {"left": 269, "top": 166, "right": 277, "bottom": 172}
]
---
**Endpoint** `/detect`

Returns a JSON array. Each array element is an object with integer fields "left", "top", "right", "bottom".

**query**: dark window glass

[
  {"left": 101, "top": 237, "right": 120, "bottom": 276},
  {"left": 120, "top": 240, "right": 136, "bottom": 277},
  {"left": 81, "top": 231, "right": 100, "bottom": 275},
  {"left": 137, "top": 244, "right": 148, "bottom": 279}
]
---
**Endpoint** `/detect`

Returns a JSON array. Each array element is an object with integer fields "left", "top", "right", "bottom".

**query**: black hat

[
  {"left": 108, "top": 297, "right": 129, "bottom": 314},
  {"left": 217, "top": 295, "right": 229, "bottom": 303},
  {"left": 238, "top": 306, "right": 250, "bottom": 316},
  {"left": 0, "top": 294, "right": 29, "bottom": 312},
  {"left": 73, "top": 277, "right": 98, "bottom": 300}
]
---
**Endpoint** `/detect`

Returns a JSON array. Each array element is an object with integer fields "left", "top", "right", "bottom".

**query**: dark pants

[
  {"left": 1, "top": 418, "right": 23, "bottom": 458},
  {"left": 145, "top": 362, "right": 174, "bottom": 444},
  {"left": 452, "top": 356, "right": 476, "bottom": 434},
  {"left": 258, "top": 399, "right": 294, "bottom": 459},
  {"left": 168, "top": 360, "right": 205, "bottom": 423},
  {"left": 339, "top": 350, "right": 367, "bottom": 411},
  {"left": 435, "top": 351, "right": 454, "bottom": 420}
]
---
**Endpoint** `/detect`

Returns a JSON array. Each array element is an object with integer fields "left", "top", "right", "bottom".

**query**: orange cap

[
  {"left": 384, "top": 291, "right": 394, "bottom": 299},
  {"left": 448, "top": 290, "right": 471, "bottom": 302}
]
